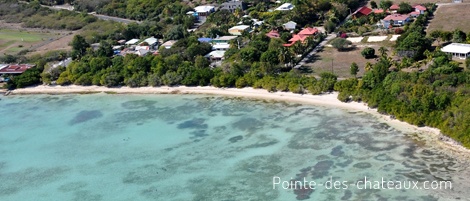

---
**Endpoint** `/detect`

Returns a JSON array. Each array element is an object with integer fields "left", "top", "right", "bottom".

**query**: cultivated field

[
  {"left": 427, "top": 4, "right": 470, "bottom": 33},
  {"left": 303, "top": 47, "right": 380, "bottom": 78}
]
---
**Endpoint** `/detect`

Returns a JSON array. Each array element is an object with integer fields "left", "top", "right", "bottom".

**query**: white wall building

[{"left": 441, "top": 43, "right": 470, "bottom": 59}]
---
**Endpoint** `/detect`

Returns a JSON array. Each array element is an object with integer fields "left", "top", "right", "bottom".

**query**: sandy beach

[{"left": 8, "top": 85, "right": 470, "bottom": 158}]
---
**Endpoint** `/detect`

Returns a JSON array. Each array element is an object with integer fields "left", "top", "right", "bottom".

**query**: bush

[
  {"left": 361, "top": 47, "right": 376, "bottom": 59},
  {"left": 394, "top": 28, "right": 404, "bottom": 34},
  {"left": 330, "top": 38, "right": 352, "bottom": 51}
]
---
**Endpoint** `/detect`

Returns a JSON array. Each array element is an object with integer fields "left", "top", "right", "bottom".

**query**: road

[
  {"left": 18, "top": 1, "right": 140, "bottom": 24},
  {"left": 294, "top": 34, "right": 336, "bottom": 69}
]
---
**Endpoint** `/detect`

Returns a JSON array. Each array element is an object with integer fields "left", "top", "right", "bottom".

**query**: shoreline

[{"left": 8, "top": 85, "right": 470, "bottom": 159}]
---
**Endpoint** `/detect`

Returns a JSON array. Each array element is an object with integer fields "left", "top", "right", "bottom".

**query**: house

[
  {"left": 161, "top": 40, "right": 177, "bottom": 49},
  {"left": 275, "top": 3, "right": 294, "bottom": 11},
  {"left": 0, "top": 64, "right": 35, "bottom": 74},
  {"left": 382, "top": 14, "right": 411, "bottom": 27},
  {"left": 266, "top": 30, "right": 280, "bottom": 38},
  {"left": 212, "top": 36, "right": 238, "bottom": 44},
  {"left": 125, "top": 39, "right": 139, "bottom": 45},
  {"left": 205, "top": 50, "right": 226, "bottom": 61},
  {"left": 409, "top": 11, "right": 420, "bottom": 18},
  {"left": 413, "top": 5, "right": 427, "bottom": 14},
  {"left": 194, "top": 5, "right": 215, "bottom": 16},
  {"left": 352, "top": 6, "right": 372, "bottom": 18},
  {"left": 283, "top": 34, "right": 308, "bottom": 47},
  {"left": 373, "top": 9, "right": 386, "bottom": 14},
  {"left": 51, "top": 58, "right": 72, "bottom": 69},
  {"left": 220, "top": 0, "right": 246, "bottom": 13},
  {"left": 453, "top": 0, "right": 462, "bottom": 3},
  {"left": 228, "top": 25, "right": 251, "bottom": 35},
  {"left": 298, "top": 27, "right": 319, "bottom": 36},
  {"left": 136, "top": 49, "right": 150, "bottom": 56},
  {"left": 212, "top": 43, "right": 231, "bottom": 50},
  {"left": 142, "top": 37, "right": 158, "bottom": 48},
  {"left": 389, "top": 4, "right": 400, "bottom": 12},
  {"left": 441, "top": 43, "right": 470, "bottom": 59},
  {"left": 283, "top": 21, "right": 297, "bottom": 31}
]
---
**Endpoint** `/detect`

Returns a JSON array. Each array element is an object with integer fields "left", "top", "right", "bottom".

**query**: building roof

[
  {"left": 266, "top": 30, "right": 280, "bottom": 38},
  {"left": 212, "top": 43, "right": 230, "bottom": 50},
  {"left": 125, "top": 39, "right": 139, "bottom": 45},
  {"left": 441, "top": 43, "right": 470, "bottom": 54},
  {"left": 383, "top": 14, "right": 409, "bottom": 21},
  {"left": 136, "top": 49, "right": 150, "bottom": 56},
  {"left": 229, "top": 25, "right": 250, "bottom": 31},
  {"left": 143, "top": 37, "right": 158, "bottom": 45},
  {"left": 353, "top": 6, "right": 373, "bottom": 16},
  {"left": 214, "top": 36, "right": 238, "bottom": 41},
  {"left": 205, "top": 50, "right": 226, "bottom": 58},
  {"left": 288, "top": 34, "right": 308, "bottom": 43},
  {"left": 390, "top": 4, "right": 400, "bottom": 10},
  {"left": 409, "top": 11, "right": 420, "bottom": 16},
  {"left": 161, "top": 40, "right": 177, "bottom": 47},
  {"left": 0, "top": 64, "right": 8, "bottom": 70},
  {"left": 413, "top": 5, "right": 427, "bottom": 11},
  {"left": 283, "top": 21, "right": 297, "bottom": 29},
  {"left": 0, "top": 64, "right": 35, "bottom": 74},
  {"left": 198, "top": 38, "right": 213, "bottom": 43},
  {"left": 298, "top": 27, "right": 318, "bottom": 35},
  {"left": 194, "top": 5, "right": 215, "bottom": 13},
  {"left": 275, "top": 3, "right": 294, "bottom": 11},
  {"left": 373, "top": 9, "right": 385, "bottom": 14}
]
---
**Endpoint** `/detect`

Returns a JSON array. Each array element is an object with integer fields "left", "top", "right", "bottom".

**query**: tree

[
  {"left": 361, "top": 47, "right": 376, "bottom": 59},
  {"left": 440, "top": 31, "right": 452, "bottom": 42},
  {"left": 452, "top": 29, "right": 467, "bottom": 43},
  {"left": 379, "top": 0, "right": 393, "bottom": 11},
  {"left": 397, "top": 2, "right": 413, "bottom": 14},
  {"left": 370, "top": 1, "right": 378, "bottom": 9},
  {"left": 350, "top": 62, "right": 359, "bottom": 78},
  {"left": 365, "top": 62, "right": 373, "bottom": 72},
  {"left": 71, "top": 35, "right": 89, "bottom": 59},
  {"left": 330, "top": 38, "right": 352, "bottom": 51},
  {"left": 430, "top": 30, "right": 443, "bottom": 45},
  {"left": 194, "top": 55, "right": 210, "bottom": 69},
  {"left": 324, "top": 20, "right": 336, "bottom": 33},
  {"left": 378, "top": 46, "right": 388, "bottom": 57}
]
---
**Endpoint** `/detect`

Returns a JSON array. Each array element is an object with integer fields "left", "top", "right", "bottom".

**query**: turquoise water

[{"left": 0, "top": 94, "right": 468, "bottom": 201}]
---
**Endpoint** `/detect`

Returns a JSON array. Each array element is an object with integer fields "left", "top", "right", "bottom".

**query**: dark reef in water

[{"left": 70, "top": 110, "right": 103, "bottom": 125}]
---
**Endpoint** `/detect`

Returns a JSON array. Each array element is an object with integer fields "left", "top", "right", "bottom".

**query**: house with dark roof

[
  {"left": 220, "top": 0, "right": 246, "bottom": 13},
  {"left": 382, "top": 14, "right": 411, "bottom": 27},
  {"left": 352, "top": 6, "right": 372, "bottom": 19}
]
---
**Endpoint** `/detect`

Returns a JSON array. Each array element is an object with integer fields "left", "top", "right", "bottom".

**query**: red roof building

[
  {"left": 389, "top": 4, "right": 400, "bottom": 10},
  {"left": 0, "top": 64, "right": 35, "bottom": 74},
  {"left": 266, "top": 30, "right": 280, "bottom": 38},
  {"left": 283, "top": 34, "right": 309, "bottom": 47},
  {"left": 298, "top": 27, "right": 319, "bottom": 36},
  {"left": 352, "top": 6, "right": 373, "bottom": 18},
  {"left": 373, "top": 9, "right": 386, "bottom": 14},
  {"left": 413, "top": 5, "right": 427, "bottom": 11}
]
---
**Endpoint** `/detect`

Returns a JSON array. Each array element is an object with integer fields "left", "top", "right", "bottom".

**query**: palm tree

[
  {"left": 378, "top": 46, "right": 388, "bottom": 57},
  {"left": 279, "top": 47, "right": 294, "bottom": 68}
]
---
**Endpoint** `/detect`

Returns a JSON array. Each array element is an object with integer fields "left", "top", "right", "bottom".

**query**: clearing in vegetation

[{"left": 427, "top": 4, "right": 470, "bottom": 33}]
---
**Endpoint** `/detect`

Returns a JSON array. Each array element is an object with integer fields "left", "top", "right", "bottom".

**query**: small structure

[
  {"left": 453, "top": 0, "right": 463, "bottom": 3},
  {"left": 205, "top": 50, "right": 226, "bottom": 61},
  {"left": 283, "top": 21, "right": 297, "bottom": 31},
  {"left": 413, "top": 5, "right": 427, "bottom": 14},
  {"left": 382, "top": 14, "right": 411, "bottom": 27},
  {"left": 228, "top": 25, "right": 251, "bottom": 35},
  {"left": 283, "top": 34, "right": 308, "bottom": 47},
  {"left": 212, "top": 36, "right": 238, "bottom": 44},
  {"left": 373, "top": 9, "right": 386, "bottom": 14},
  {"left": 298, "top": 27, "right": 319, "bottom": 36},
  {"left": 194, "top": 5, "right": 215, "bottom": 16},
  {"left": 142, "top": 37, "right": 158, "bottom": 47},
  {"left": 136, "top": 49, "right": 150, "bottom": 56},
  {"left": 161, "top": 40, "right": 177, "bottom": 49},
  {"left": 51, "top": 58, "right": 72, "bottom": 69},
  {"left": 275, "top": 3, "right": 294, "bottom": 11},
  {"left": 220, "top": 0, "right": 246, "bottom": 13},
  {"left": 0, "top": 64, "right": 35, "bottom": 74},
  {"left": 117, "top": 39, "right": 126, "bottom": 45},
  {"left": 352, "top": 6, "right": 372, "bottom": 18},
  {"left": 389, "top": 4, "right": 400, "bottom": 12},
  {"left": 125, "top": 39, "right": 139, "bottom": 45},
  {"left": 441, "top": 43, "right": 470, "bottom": 59},
  {"left": 198, "top": 38, "right": 213, "bottom": 43},
  {"left": 266, "top": 30, "right": 280, "bottom": 38}
]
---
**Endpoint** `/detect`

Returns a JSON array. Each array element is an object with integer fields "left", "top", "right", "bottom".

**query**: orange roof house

[
  {"left": 298, "top": 27, "right": 319, "bottom": 36},
  {"left": 266, "top": 30, "right": 280, "bottom": 38},
  {"left": 283, "top": 34, "right": 309, "bottom": 47}
]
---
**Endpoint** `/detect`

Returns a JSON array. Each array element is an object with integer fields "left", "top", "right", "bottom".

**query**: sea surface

[{"left": 0, "top": 94, "right": 468, "bottom": 201}]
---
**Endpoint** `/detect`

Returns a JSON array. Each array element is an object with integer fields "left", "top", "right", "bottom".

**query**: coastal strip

[{"left": 9, "top": 85, "right": 470, "bottom": 159}]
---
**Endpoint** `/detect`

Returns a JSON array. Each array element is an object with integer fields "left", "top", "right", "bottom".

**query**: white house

[
  {"left": 205, "top": 50, "right": 226, "bottom": 61},
  {"left": 283, "top": 21, "right": 297, "bottom": 30},
  {"left": 441, "top": 43, "right": 470, "bottom": 59},
  {"left": 275, "top": 3, "right": 294, "bottom": 11},
  {"left": 194, "top": 5, "right": 215, "bottom": 16},
  {"left": 228, "top": 25, "right": 251, "bottom": 35},
  {"left": 125, "top": 39, "right": 139, "bottom": 45},
  {"left": 161, "top": 40, "right": 177, "bottom": 49},
  {"left": 212, "top": 43, "right": 230, "bottom": 51},
  {"left": 142, "top": 37, "right": 158, "bottom": 46}
]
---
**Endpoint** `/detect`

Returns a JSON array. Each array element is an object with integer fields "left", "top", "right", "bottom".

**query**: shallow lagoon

[{"left": 0, "top": 94, "right": 468, "bottom": 201}]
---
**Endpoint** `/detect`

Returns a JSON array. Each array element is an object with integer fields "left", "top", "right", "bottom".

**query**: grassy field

[
  {"left": 303, "top": 46, "right": 380, "bottom": 78},
  {"left": 0, "top": 29, "right": 57, "bottom": 54},
  {"left": 427, "top": 4, "right": 470, "bottom": 33}
]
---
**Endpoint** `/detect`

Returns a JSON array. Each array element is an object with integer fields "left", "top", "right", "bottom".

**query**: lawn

[
  {"left": 427, "top": 4, "right": 470, "bottom": 33},
  {"left": 0, "top": 29, "right": 56, "bottom": 54},
  {"left": 303, "top": 46, "right": 380, "bottom": 78}
]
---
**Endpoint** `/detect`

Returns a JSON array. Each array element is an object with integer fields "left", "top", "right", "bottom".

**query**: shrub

[
  {"left": 361, "top": 47, "right": 375, "bottom": 59},
  {"left": 394, "top": 28, "right": 404, "bottom": 34}
]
